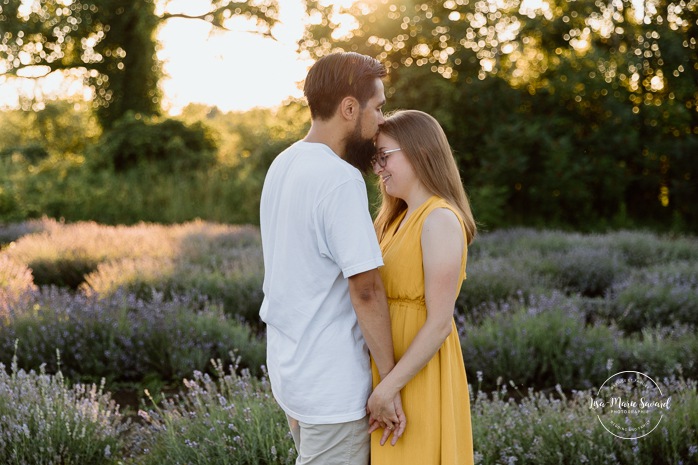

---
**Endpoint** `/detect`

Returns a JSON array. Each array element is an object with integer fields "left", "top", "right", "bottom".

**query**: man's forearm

[
  {"left": 349, "top": 270, "right": 395, "bottom": 378},
  {"left": 354, "top": 293, "right": 394, "bottom": 378}
]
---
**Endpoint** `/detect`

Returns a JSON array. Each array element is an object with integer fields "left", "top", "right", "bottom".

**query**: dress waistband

[{"left": 388, "top": 297, "right": 426, "bottom": 305}]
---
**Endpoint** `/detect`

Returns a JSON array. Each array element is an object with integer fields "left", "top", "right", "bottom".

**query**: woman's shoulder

[
  {"left": 422, "top": 204, "right": 462, "bottom": 233},
  {"left": 421, "top": 197, "right": 465, "bottom": 237},
  {"left": 423, "top": 197, "right": 460, "bottom": 219}
]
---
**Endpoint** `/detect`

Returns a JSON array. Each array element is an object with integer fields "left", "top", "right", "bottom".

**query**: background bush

[
  {"left": 0, "top": 289, "right": 265, "bottom": 386},
  {"left": 602, "top": 262, "right": 698, "bottom": 333},
  {"left": 470, "top": 378, "right": 698, "bottom": 465},
  {"left": 0, "top": 103, "right": 310, "bottom": 226},
  {"left": 0, "top": 357, "right": 128, "bottom": 465},
  {"left": 460, "top": 293, "right": 620, "bottom": 391},
  {"left": 460, "top": 293, "right": 698, "bottom": 392},
  {"left": 3, "top": 221, "right": 264, "bottom": 325},
  {"left": 1, "top": 222, "right": 697, "bottom": 463},
  {"left": 0, "top": 255, "right": 36, "bottom": 319},
  {"left": 455, "top": 255, "right": 552, "bottom": 318},
  {"left": 3, "top": 220, "right": 697, "bottom": 393},
  {"left": 136, "top": 361, "right": 295, "bottom": 465},
  {"left": 89, "top": 113, "right": 217, "bottom": 173}
]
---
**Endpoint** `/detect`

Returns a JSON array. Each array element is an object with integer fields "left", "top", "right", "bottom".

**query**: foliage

[
  {"left": 1, "top": 222, "right": 698, "bottom": 462},
  {"left": 460, "top": 293, "right": 620, "bottom": 391},
  {"left": 604, "top": 261, "right": 698, "bottom": 332},
  {"left": 3, "top": 220, "right": 186, "bottom": 288},
  {"left": 136, "top": 361, "right": 295, "bottom": 465},
  {"left": 0, "top": 216, "right": 59, "bottom": 246},
  {"left": 0, "top": 101, "right": 102, "bottom": 158},
  {"left": 0, "top": 0, "right": 279, "bottom": 128},
  {"left": 2, "top": 219, "right": 265, "bottom": 324},
  {"left": 533, "top": 245, "right": 628, "bottom": 297},
  {"left": 89, "top": 113, "right": 218, "bottom": 172},
  {"left": 0, "top": 288, "right": 266, "bottom": 386},
  {"left": 0, "top": 255, "right": 36, "bottom": 320},
  {"left": 460, "top": 293, "right": 698, "bottom": 392},
  {"left": 455, "top": 255, "right": 551, "bottom": 317},
  {"left": 82, "top": 239, "right": 264, "bottom": 327},
  {"left": 456, "top": 228, "right": 698, "bottom": 390},
  {"left": 0, "top": 102, "right": 309, "bottom": 225},
  {"left": 0, "top": 355, "right": 128, "bottom": 465},
  {"left": 300, "top": 0, "right": 698, "bottom": 231},
  {"left": 470, "top": 378, "right": 698, "bottom": 465}
]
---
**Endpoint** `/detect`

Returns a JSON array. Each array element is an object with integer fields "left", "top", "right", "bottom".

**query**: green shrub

[
  {"left": 602, "top": 261, "right": 698, "bottom": 332},
  {"left": 471, "top": 378, "right": 698, "bottom": 465},
  {"left": 4, "top": 221, "right": 179, "bottom": 288},
  {"left": 60, "top": 164, "right": 262, "bottom": 225},
  {"left": 81, "top": 256, "right": 177, "bottom": 299},
  {"left": 0, "top": 184, "right": 21, "bottom": 222},
  {"left": 80, "top": 229, "right": 264, "bottom": 326},
  {"left": 607, "top": 230, "right": 698, "bottom": 267},
  {"left": 0, "top": 143, "right": 49, "bottom": 163},
  {"left": 136, "top": 360, "right": 294, "bottom": 465},
  {"left": 458, "top": 254, "right": 553, "bottom": 318},
  {"left": 90, "top": 113, "right": 218, "bottom": 173},
  {"left": 533, "top": 246, "right": 627, "bottom": 297},
  {"left": 461, "top": 293, "right": 619, "bottom": 391},
  {"left": 467, "top": 230, "right": 629, "bottom": 297},
  {"left": 468, "top": 228, "right": 585, "bottom": 259},
  {"left": 618, "top": 326, "right": 698, "bottom": 381},
  {"left": 0, "top": 216, "right": 60, "bottom": 246},
  {"left": 0, "top": 255, "right": 37, "bottom": 320},
  {"left": 0, "top": 289, "right": 266, "bottom": 386},
  {"left": 186, "top": 268, "right": 264, "bottom": 328},
  {"left": 461, "top": 293, "right": 698, "bottom": 392},
  {"left": 0, "top": 356, "right": 128, "bottom": 465},
  {"left": 81, "top": 257, "right": 264, "bottom": 328},
  {"left": 5, "top": 220, "right": 258, "bottom": 289}
]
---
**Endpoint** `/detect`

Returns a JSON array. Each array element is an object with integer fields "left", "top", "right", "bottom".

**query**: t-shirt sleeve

[{"left": 315, "top": 178, "right": 383, "bottom": 278}]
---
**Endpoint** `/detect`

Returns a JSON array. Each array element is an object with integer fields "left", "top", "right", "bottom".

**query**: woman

[{"left": 367, "top": 110, "right": 476, "bottom": 464}]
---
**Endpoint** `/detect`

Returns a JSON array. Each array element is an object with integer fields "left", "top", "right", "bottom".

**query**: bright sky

[
  {"left": 1, "top": 0, "right": 595, "bottom": 114},
  {"left": 157, "top": 0, "right": 314, "bottom": 114},
  {"left": 0, "top": 0, "right": 324, "bottom": 114}
]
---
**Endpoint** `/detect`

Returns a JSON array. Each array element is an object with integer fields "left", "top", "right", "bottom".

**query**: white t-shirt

[{"left": 259, "top": 141, "right": 383, "bottom": 424}]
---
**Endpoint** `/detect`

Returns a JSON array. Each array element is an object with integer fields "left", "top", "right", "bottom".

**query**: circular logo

[{"left": 589, "top": 371, "right": 671, "bottom": 439}]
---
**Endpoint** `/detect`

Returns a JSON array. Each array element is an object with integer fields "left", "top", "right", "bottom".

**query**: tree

[
  {"left": 300, "top": 0, "right": 698, "bottom": 230},
  {"left": 0, "top": 0, "right": 279, "bottom": 129}
]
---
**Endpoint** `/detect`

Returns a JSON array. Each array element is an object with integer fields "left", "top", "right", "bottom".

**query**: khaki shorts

[{"left": 287, "top": 415, "right": 370, "bottom": 465}]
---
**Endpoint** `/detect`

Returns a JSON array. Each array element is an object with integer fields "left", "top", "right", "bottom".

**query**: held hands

[{"left": 366, "top": 382, "right": 406, "bottom": 446}]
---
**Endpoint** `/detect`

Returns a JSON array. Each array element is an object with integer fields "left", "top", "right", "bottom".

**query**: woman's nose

[{"left": 373, "top": 161, "right": 383, "bottom": 175}]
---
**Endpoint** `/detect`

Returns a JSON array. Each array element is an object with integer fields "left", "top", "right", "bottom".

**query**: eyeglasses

[{"left": 371, "top": 148, "right": 401, "bottom": 168}]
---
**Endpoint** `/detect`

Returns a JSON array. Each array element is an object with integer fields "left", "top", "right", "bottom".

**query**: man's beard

[{"left": 344, "top": 117, "right": 376, "bottom": 173}]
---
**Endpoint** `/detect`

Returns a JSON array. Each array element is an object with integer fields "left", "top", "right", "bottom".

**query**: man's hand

[{"left": 367, "top": 386, "right": 406, "bottom": 446}]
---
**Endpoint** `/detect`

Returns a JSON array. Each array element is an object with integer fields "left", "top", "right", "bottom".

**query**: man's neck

[{"left": 304, "top": 120, "right": 347, "bottom": 158}]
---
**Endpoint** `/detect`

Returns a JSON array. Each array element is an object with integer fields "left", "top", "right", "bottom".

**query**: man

[{"left": 259, "top": 52, "right": 405, "bottom": 464}]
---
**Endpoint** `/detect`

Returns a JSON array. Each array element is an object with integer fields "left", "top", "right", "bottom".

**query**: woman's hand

[{"left": 367, "top": 382, "right": 406, "bottom": 446}]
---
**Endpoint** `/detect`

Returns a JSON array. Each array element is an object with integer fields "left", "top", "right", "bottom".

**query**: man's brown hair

[{"left": 303, "top": 52, "right": 387, "bottom": 121}]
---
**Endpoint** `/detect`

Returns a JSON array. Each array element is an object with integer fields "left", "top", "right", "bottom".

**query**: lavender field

[{"left": 1, "top": 219, "right": 697, "bottom": 464}]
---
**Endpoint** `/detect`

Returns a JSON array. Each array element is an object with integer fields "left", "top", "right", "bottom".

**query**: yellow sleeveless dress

[{"left": 371, "top": 196, "right": 474, "bottom": 465}]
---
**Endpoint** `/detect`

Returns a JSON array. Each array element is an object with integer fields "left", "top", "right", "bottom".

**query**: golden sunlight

[{"left": 0, "top": 0, "right": 313, "bottom": 113}]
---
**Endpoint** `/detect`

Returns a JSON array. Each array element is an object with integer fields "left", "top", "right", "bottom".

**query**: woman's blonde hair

[{"left": 374, "top": 110, "right": 476, "bottom": 245}]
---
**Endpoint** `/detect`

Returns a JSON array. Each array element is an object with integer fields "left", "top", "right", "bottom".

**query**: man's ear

[{"left": 339, "top": 96, "right": 359, "bottom": 122}]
